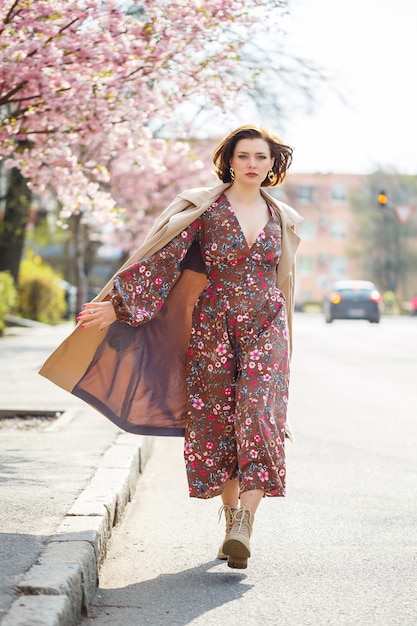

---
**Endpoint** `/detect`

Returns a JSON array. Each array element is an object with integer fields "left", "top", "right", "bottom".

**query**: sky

[{"left": 264, "top": 0, "right": 417, "bottom": 174}]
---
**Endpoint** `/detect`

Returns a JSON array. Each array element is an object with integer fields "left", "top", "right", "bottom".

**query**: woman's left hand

[{"left": 77, "top": 301, "right": 117, "bottom": 331}]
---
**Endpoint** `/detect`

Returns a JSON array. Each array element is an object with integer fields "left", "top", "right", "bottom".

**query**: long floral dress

[{"left": 110, "top": 194, "right": 289, "bottom": 499}]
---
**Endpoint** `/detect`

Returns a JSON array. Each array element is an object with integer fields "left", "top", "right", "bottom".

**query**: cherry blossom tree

[
  {"left": 0, "top": 0, "right": 293, "bottom": 296},
  {"left": 3, "top": 0, "right": 300, "bottom": 312},
  {"left": 0, "top": 0, "right": 288, "bottom": 213}
]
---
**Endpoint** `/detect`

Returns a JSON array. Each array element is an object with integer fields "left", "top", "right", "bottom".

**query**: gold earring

[
  {"left": 267, "top": 169, "right": 275, "bottom": 183},
  {"left": 229, "top": 167, "right": 235, "bottom": 181}
]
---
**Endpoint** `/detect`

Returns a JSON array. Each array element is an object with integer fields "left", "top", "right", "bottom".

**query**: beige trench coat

[{"left": 39, "top": 182, "right": 302, "bottom": 437}]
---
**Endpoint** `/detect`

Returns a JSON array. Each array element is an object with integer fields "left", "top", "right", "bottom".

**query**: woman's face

[{"left": 230, "top": 138, "right": 274, "bottom": 186}]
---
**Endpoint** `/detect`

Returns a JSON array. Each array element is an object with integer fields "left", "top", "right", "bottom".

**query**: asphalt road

[{"left": 81, "top": 314, "right": 417, "bottom": 626}]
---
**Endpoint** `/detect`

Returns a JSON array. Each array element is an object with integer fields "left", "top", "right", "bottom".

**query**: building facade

[{"left": 279, "top": 173, "right": 367, "bottom": 305}]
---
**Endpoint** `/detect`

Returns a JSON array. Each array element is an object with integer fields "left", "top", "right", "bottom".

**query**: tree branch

[
  {"left": 0, "top": 0, "right": 21, "bottom": 33},
  {"left": 0, "top": 82, "right": 28, "bottom": 107}
]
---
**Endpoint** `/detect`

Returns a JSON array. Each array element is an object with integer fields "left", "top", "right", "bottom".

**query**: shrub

[
  {"left": 17, "top": 256, "right": 67, "bottom": 324},
  {"left": 0, "top": 271, "right": 17, "bottom": 335}
]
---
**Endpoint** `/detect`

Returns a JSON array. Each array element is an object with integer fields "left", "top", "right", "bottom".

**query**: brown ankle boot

[
  {"left": 217, "top": 505, "right": 239, "bottom": 560},
  {"left": 222, "top": 506, "right": 254, "bottom": 569}
]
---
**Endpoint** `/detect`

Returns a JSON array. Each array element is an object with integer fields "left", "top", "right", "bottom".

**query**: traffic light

[{"left": 378, "top": 190, "right": 388, "bottom": 207}]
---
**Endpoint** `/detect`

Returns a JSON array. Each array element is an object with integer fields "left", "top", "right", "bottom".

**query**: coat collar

[
  {"left": 178, "top": 182, "right": 230, "bottom": 203},
  {"left": 178, "top": 182, "right": 303, "bottom": 228}
]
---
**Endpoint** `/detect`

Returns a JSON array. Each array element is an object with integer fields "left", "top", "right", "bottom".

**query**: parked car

[{"left": 323, "top": 280, "right": 382, "bottom": 324}]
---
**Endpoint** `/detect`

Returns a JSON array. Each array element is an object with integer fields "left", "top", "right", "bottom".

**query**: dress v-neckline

[{"left": 223, "top": 195, "right": 273, "bottom": 250}]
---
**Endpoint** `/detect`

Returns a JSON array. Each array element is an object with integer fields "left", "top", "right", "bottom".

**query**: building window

[
  {"left": 317, "top": 274, "right": 332, "bottom": 291},
  {"left": 329, "top": 256, "right": 347, "bottom": 277},
  {"left": 297, "top": 185, "right": 315, "bottom": 204},
  {"left": 330, "top": 220, "right": 348, "bottom": 240},
  {"left": 299, "top": 290, "right": 314, "bottom": 302},
  {"left": 298, "top": 256, "right": 314, "bottom": 275},
  {"left": 331, "top": 185, "right": 348, "bottom": 203},
  {"left": 298, "top": 219, "right": 316, "bottom": 240},
  {"left": 319, "top": 214, "right": 328, "bottom": 230}
]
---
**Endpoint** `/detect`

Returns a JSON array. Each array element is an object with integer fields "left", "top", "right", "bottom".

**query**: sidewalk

[{"left": 0, "top": 321, "right": 153, "bottom": 626}]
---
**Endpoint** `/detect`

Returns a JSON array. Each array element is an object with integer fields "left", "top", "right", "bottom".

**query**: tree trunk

[
  {"left": 0, "top": 168, "right": 32, "bottom": 282},
  {"left": 72, "top": 212, "right": 89, "bottom": 314}
]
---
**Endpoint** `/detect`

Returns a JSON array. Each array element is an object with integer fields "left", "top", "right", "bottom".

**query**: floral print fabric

[{"left": 111, "top": 194, "right": 289, "bottom": 499}]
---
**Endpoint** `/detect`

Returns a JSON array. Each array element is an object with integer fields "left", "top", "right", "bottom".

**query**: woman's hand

[{"left": 77, "top": 301, "right": 117, "bottom": 331}]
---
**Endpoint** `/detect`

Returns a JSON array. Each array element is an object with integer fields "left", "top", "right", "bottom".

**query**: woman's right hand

[{"left": 77, "top": 301, "right": 117, "bottom": 331}]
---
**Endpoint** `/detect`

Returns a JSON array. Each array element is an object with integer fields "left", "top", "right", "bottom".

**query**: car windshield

[{"left": 338, "top": 288, "right": 372, "bottom": 297}]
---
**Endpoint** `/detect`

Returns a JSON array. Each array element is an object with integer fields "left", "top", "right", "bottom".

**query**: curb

[{"left": 1, "top": 428, "right": 154, "bottom": 626}]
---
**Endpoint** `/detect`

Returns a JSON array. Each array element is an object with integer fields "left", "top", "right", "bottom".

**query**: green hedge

[
  {"left": 17, "top": 256, "right": 67, "bottom": 324},
  {"left": 0, "top": 271, "right": 17, "bottom": 335}
]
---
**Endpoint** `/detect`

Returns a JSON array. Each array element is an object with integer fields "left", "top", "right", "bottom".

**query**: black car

[{"left": 323, "top": 280, "right": 382, "bottom": 324}]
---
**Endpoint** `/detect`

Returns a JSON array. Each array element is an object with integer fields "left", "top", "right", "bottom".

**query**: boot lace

[
  {"left": 218, "top": 504, "right": 238, "bottom": 531},
  {"left": 231, "top": 507, "right": 253, "bottom": 535}
]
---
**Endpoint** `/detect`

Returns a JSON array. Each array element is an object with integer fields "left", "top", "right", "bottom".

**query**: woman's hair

[{"left": 212, "top": 125, "right": 293, "bottom": 187}]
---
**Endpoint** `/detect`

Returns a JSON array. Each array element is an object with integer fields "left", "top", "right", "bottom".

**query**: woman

[{"left": 40, "top": 125, "right": 302, "bottom": 569}]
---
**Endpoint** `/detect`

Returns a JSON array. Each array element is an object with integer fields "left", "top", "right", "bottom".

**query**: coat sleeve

[{"left": 109, "top": 219, "right": 202, "bottom": 326}]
